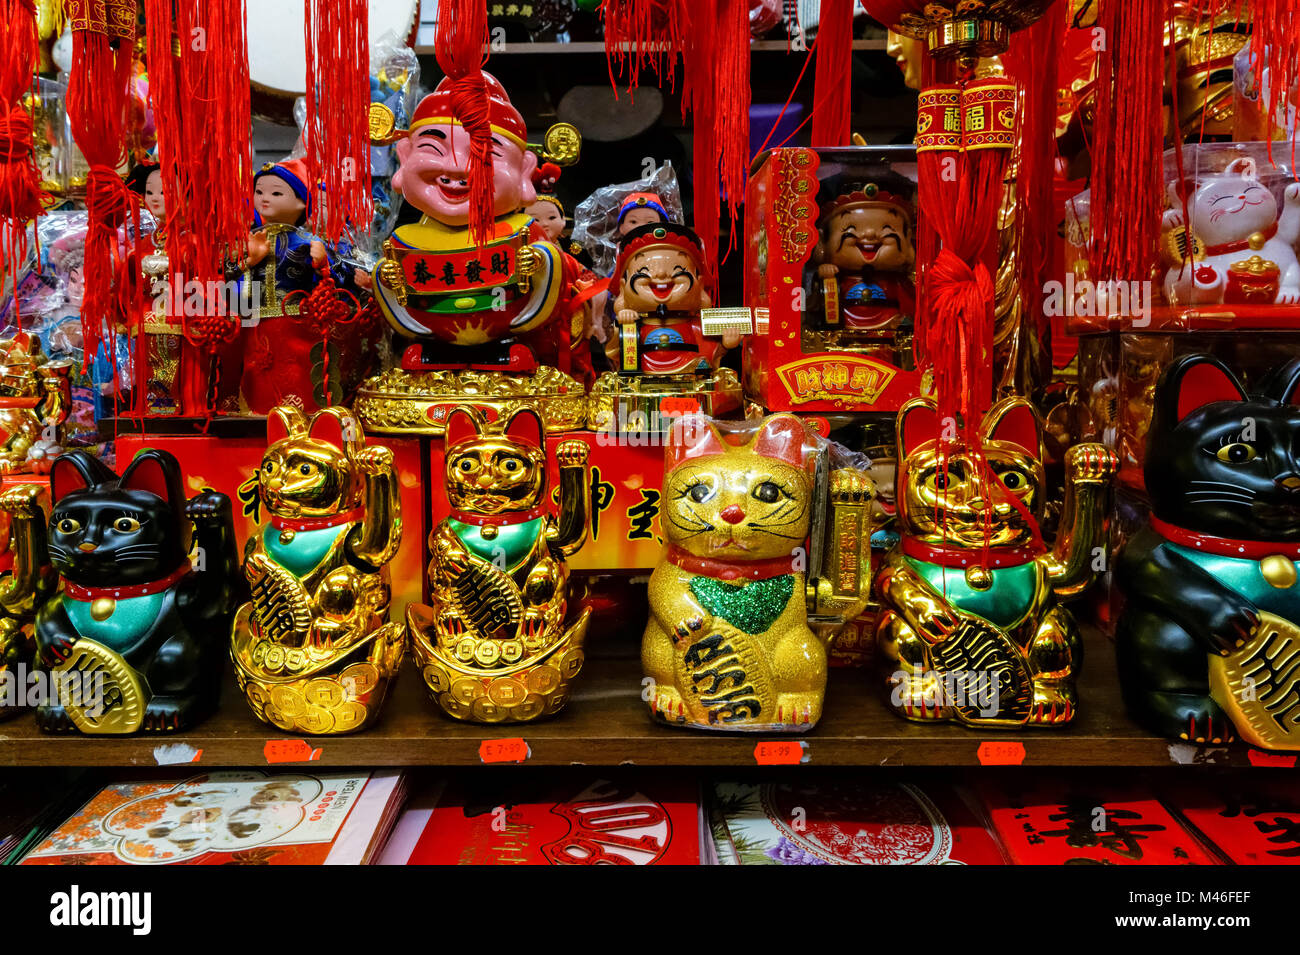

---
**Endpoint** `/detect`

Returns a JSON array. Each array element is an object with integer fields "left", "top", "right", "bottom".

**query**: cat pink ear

[
  {"left": 752, "top": 414, "right": 807, "bottom": 469},
  {"left": 504, "top": 408, "right": 543, "bottom": 449},
  {"left": 1224, "top": 157, "right": 1257, "bottom": 180},
  {"left": 983, "top": 399, "right": 1041, "bottom": 457},
  {"left": 120, "top": 453, "right": 171, "bottom": 501},
  {"left": 898, "top": 400, "right": 939, "bottom": 457},
  {"left": 1174, "top": 360, "right": 1247, "bottom": 420},
  {"left": 51, "top": 455, "right": 92, "bottom": 503},
  {"left": 666, "top": 416, "right": 724, "bottom": 469},
  {"left": 445, "top": 408, "right": 482, "bottom": 449}
]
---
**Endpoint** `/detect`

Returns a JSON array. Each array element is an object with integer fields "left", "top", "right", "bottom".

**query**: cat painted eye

[
  {"left": 114, "top": 517, "right": 141, "bottom": 533},
  {"left": 298, "top": 463, "right": 313, "bottom": 475},
  {"left": 458, "top": 459, "right": 478, "bottom": 472},
  {"left": 1001, "top": 472, "right": 1024, "bottom": 489},
  {"left": 1216, "top": 442, "right": 1257, "bottom": 464},
  {"left": 753, "top": 481, "right": 781, "bottom": 503},
  {"left": 55, "top": 517, "right": 81, "bottom": 534},
  {"left": 688, "top": 483, "right": 713, "bottom": 503}
]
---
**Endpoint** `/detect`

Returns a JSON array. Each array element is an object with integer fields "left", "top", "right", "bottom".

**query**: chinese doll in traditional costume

[{"left": 814, "top": 182, "right": 916, "bottom": 354}]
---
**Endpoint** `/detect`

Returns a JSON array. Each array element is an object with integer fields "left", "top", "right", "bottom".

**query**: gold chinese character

[
  {"left": 942, "top": 106, "right": 961, "bottom": 132},
  {"left": 964, "top": 105, "right": 986, "bottom": 132}
]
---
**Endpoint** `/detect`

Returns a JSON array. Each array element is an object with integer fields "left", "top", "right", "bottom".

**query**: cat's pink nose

[{"left": 720, "top": 505, "right": 745, "bottom": 524}]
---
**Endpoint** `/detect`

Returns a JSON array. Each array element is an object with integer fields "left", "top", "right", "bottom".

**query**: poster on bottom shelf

[
  {"left": 389, "top": 775, "right": 703, "bottom": 865},
  {"left": 19, "top": 771, "right": 405, "bottom": 865},
  {"left": 709, "top": 780, "right": 1007, "bottom": 865},
  {"left": 1161, "top": 779, "right": 1300, "bottom": 865},
  {"left": 974, "top": 779, "right": 1219, "bottom": 865}
]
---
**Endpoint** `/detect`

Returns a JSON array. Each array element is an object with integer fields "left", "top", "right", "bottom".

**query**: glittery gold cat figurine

[
  {"left": 0, "top": 484, "right": 56, "bottom": 719},
  {"left": 231, "top": 407, "right": 404, "bottom": 735},
  {"left": 644, "top": 414, "right": 874, "bottom": 732},
  {"left": 874, "top": 397, "right": 1117, "bottom": 728},
  {"left": 407, "top": 406, "right": 591, "bottom": 723}
]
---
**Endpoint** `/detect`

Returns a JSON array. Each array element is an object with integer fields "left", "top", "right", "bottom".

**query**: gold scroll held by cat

[
  {"left": 875, "top": 397, "right": 1116, "bottom": 728},
  {"left": 408, "top": 405, "right": 592, "bottom": 724},
  {"left": 643, "top": 414, "right": 875, "bottom": 733},
  {"left": 231, "top": 406, "right": 404, "bottom": 735},
  {"left": 1209, "top": 612, "right": 1300, "bottom": 751},
  {"left": 0, "top": 484, "right": 57, "bottom": 720}
]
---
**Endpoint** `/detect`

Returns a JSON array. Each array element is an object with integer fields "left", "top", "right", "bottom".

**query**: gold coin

[
  {"left": 454, "top": 637, "right": 477, "bottom": 663},
  {"left": 545, "top": 691, "right": 569, "bottom": 715},
  {"left": 251, "top": 641, "right": 269, "bottom": 667},
  {"left": 488, "top": 678, "right": 527, "bottom": 707},
  {"left": 525, "top": 665, "right": 561, "bottom": 695},
  {"left": 558, "top": 648, "right": 585, "bottom": 679},
  {"left": 245, "top": 682, "right": 269, "bottom": 709},
  {"left": 474, "top": 641, "right": 502, "bottom": 667},
  {"left": 299, "top": 705, "right": 336, "bottom": 734},
  {"left": 450, "top": 677, "right": 483, "bottom": 705},
  {"left": 264, "top": 645, "right": 286, "bottom": 670},
  {"left": 305, "top": 679, "right": 344, "bottom": 708},
  {"left": 500, "top": 641, "right": 524, "bottom": 664},
  {"left": 285, "top": 649, "right": 307, "bottom": 672},
  {"left": 331, "top": 701, "right": 369, "bottom": 733},
  {"left": 264, "top": 704, "right": 296, "bottom": 732},
  {"left": 471, "top": 697, "right": 505, "bottom": 723},
  {"left": 270, "top": 685, "right": 305, "bottom": 719},
  {"left": 423, "top": 665, "right": 451, "bottom": 693},
  {"left": 368, "top": 102, "right": 396, "bottom": 141},
  {"left": 441, "top": 694, "right": 470, "bottom": 719},
  {"left": 512, "top": 694, "right": 545, "bottom": 721},
  {"left": 341, "top": 662, "right": 379, "bottom": 695}
]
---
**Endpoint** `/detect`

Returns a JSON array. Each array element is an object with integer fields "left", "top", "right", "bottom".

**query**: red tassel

[
  {"left": 304, "top": 0, "right": 372, "bottom": 244},
  {"left": 1089, "top": 0, "right": 1163, "bottom": 288},
  {"left": 1251, "top": 0, "right": 1300, "bottom": 161},
  {"left": 435, "top": 0, "right": 494, "bottom": 246},
  {"left": 682, "top": 0, "right": 749, "bottom": 273},
  {"left": 811, "top": 0, "right": 853, "bottom": 147},
  {"left": 144, "top": 0, "right": 252, "bottom": 352},
  {"left": 0, "top": 0, "right": 44, "bottom": 323},
  {"left": 601, "top": 0, "right": 686, "bottom": 92},
  {"left": 65, "top": 1, "right": 135, "bottom": 367}
]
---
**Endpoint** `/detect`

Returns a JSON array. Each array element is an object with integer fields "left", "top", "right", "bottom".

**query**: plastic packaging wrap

[{"left": 571, "top": 162, "right": 684, "bottom": 277}]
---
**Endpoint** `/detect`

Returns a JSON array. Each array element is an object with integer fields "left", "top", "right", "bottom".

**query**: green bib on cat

[
  {"left": 448, "top": 517, "right": 542, "bottom": 572},
  {"left": 65, "top": 592, "right": 169, "bottom": 653},
  {"left": 1166, "top": 544, "right": 1300, "bottom": 620},
  {"left": 905, "top": 556, "right": 1038, "bottom": 630},
  {"left": 689, "top": 575, "right": 794, "bottom": 635},
  {"left": 263, "top": 523, "right": 350, "bottom": 577}
]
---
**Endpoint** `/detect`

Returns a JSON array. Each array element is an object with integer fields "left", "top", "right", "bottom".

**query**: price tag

[
  {"left": 480, "top": 738, "right": 530, "bottom": 763},
  {"left": 977, "top": 741, "right": 1025, "bottom": 765},
  {"left": 754, "top": 740, "right": 808, "bottom": 765},
  {"left": 660, "top": 396, "right": 701, "bottom": 417},
  {"left": 264, "top": 739, "right": 323, "bottom": 764},
  {"left": 1247, "top": 749, "right": 1297, "bottom": 768}
]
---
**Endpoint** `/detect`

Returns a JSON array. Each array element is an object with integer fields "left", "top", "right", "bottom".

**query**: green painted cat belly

[
  {"left": 448, "top": 517, "right": 542, "bottom": 571},
  {"left": 689, "top": 575, "right": 795, "bottom": 634},
  {"left": 906, "top": 557, "right": 1038, "bottom": 630},
  {"left": 263, "top": 523, "right": 350, "bottom": 577},
  {"left": 65, "top": 592, "right": 169, "bottom": 653},
  {"left": 1167, "top": 544, "right": 1300, "bottom": 620}
]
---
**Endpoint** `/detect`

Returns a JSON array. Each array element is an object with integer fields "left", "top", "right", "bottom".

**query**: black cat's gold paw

[
  {"left": 555, "top": 440, "right": 589, "bottom": 468},
  {"left": 1065, "top": 444, "right": 1118, "bottom": 483},
  {"left": 186, "top": 491, "right": 232, "bottom": 522}
]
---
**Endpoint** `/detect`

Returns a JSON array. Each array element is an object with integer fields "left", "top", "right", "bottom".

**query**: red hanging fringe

[
  {"left": 1089, "top": 0, "right": 1163, "bottom": 287},
  {"left": 304, "top": 0, "right": 372, "bottom": 244},
  {"left": 1251, "top": 0, "right": 1300, "bottom": 162},
  {"left": 0, "top": 0, "right": 43, "bottom": 324},
  {"left": 66, "top": 1, "right": 136, "bottom": 367},
  {"left": 601, "top": 0, "right": 686, "bottom": 93},
  {"left": 434, "top": 0, "right": 494, "bottom": 246},
  {"left": 144, "top": 0, "right": 252, "bottom": 352},
  {"left": 681, "top": 0, "right": 749, "bottom": 274},
  {"left": 811, "top": 0, "right": 853, "bottom": 147}
]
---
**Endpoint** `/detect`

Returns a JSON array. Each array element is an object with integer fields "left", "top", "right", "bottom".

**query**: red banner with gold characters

[{"left": 917, "top": 79, "right": 1015, "bottom": 153}]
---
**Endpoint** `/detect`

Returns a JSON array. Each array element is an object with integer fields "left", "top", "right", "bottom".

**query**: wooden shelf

[
  {"left": 412, "top": 39, "right": 887, "bottom": 55},
  {"left": 0, "top": 632, "right": 1268, "bottom": 768}
]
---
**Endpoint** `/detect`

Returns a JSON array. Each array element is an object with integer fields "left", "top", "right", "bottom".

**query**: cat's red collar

[
  {"left": 901, "top": 537, "right": 1044, "bottom": 569},
  {"left": 64, "top": 561, "right": 192, "bottom": 601},
  {"left": 270, "top": 507, "right": 364, "bottom": 532},
  {"left": 1203, "top": 222, "right": 1278, "bottom": 257},
  {"left": 666, "top": 546, "right": 798, "bottom": 581},
  {"left": 448, "top": 503, "right": 546, "bottom": 527},
  {"left": 1151, "top": 517, "right": 1300, "bottom": 560}
]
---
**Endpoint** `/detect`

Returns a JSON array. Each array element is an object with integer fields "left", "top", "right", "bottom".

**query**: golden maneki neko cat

[
  {"left": 644, "top": 414, "right": 875, "bottom": 732},
  {"left": 0, "top": 332, "right": 71, "bottom": 474},
  {"left": 0, "top": 484, "right": 56, "bottom": 719},
  {"left": 407, "top": 406, "right": 591, "bottom": 724},
  {"left": 874, "top": 397, "right": 1117, "bottom": 728},
  {"left": 231, "top": 407, "right": 404, "bottom": 735}
]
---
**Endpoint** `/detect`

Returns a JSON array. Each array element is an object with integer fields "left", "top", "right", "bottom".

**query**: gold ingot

[
  {"left": 1261, "top": 555, "right": 1298, "bottom": 590},
  {"left": 558, "top": 648, "right": 585, "bottom": 679},
  {"left": 90, "top": 597, "right": 116, "bottom": 622},
  {"left": 341, "top": 662, "right": 379, "bottom": 696},
  {"left": 488, "top": 677, "right": 528, "bottom": 707},
  {"left": 305, "top": 678, "right": 345, "bottom": 708},
  {"left": 331, "top": 701, "right": 369, "bottom": 732},
  {"left": 450, "top": 677, "right": 483, "bottom": 705},
  {"left": 471, "top": 697, "right": 506, "bottom": 722},
  {"left": 423, "top": 664, "right": 451, "bottom": 693},
  {"left": 299, "top": 704, "right": 336, "bottom": 734},
  {"left": 474, "top": 640, "right": 502, "bottom": 667},
  {"left": 525, "top": 665, "right": 561, "bottom": 695},
  {"left": 271, "top": 686, "right": 305, "bottom": 719},
  {"left": 513, "top": 694, "right": 545, "bottom": 721}
]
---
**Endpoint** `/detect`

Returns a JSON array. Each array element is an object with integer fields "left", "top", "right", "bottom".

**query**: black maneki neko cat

[
  {"left": 1117, "top": 354, "right": 1300, "bottom": 749},
  {"left": 26, "top": 450, "right": 241, "bottom": 733}
]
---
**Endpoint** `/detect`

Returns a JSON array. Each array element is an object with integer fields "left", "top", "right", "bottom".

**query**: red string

[
  {"left": 435, "top": 0, "right": 495, "bottom": 246},
  {"left": 601, "top": 0, "right": 686, "bottom": 94},
  {"left": 811, "top": 0, "right": 853, "bottom": 147}
]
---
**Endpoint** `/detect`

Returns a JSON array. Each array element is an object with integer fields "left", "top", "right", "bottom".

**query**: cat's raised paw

[
  {"left": 672, "top": 615, "right": 707, "bottom": 643},
  {"left": 185, "top": 491, "right": 232, "bottom": 522},
  {"left": 0, "top": 483, "right": 42, "bottom": 518},
  {"left": 829, "top": 468, "right": 873, "bottom": 505},
  {"left": 352, "top": 445, "right": 394, "bottom": 475},
  {"left": 1065, "top": 444, "right": 1118, "bottom": 483},
  {"left": 554, "top": 440, "right": 589, "bottom": 468}
]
